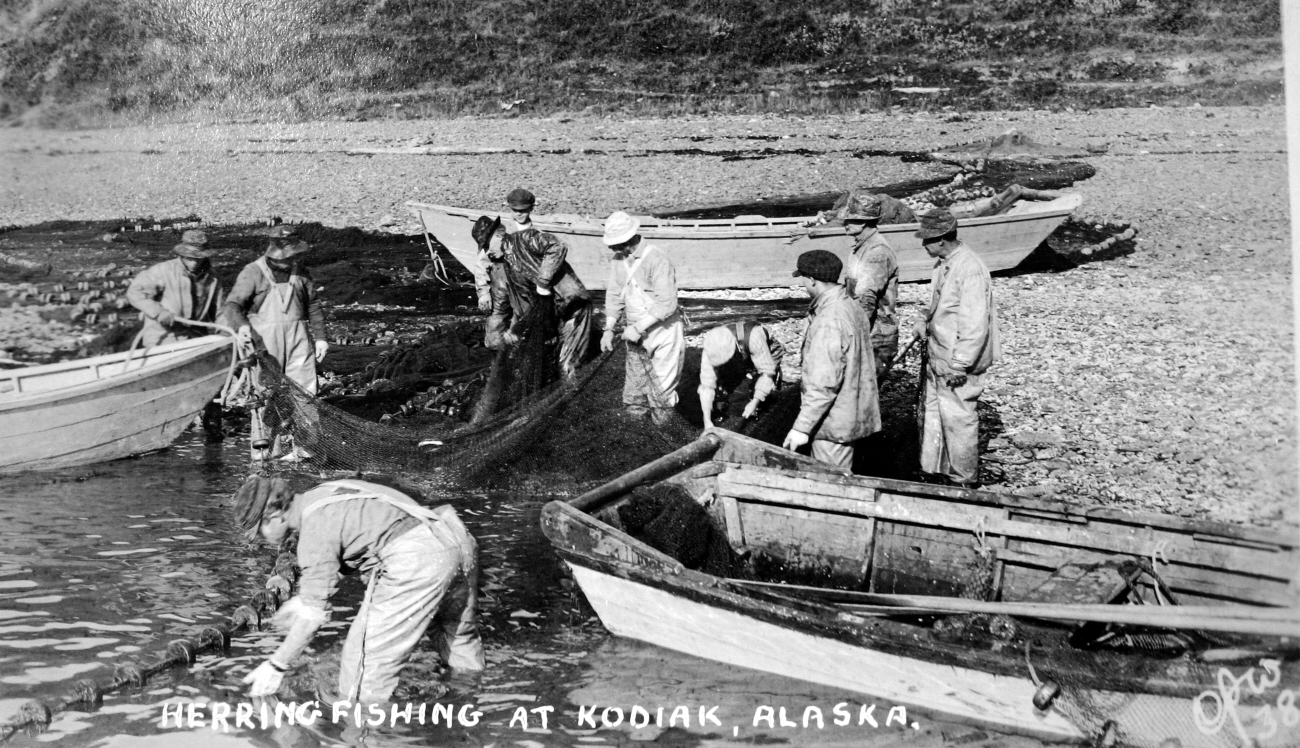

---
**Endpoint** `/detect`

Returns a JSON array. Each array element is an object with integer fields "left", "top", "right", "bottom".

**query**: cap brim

[
  {"left": 173, "top": 245, "right": 215, "bottom": 259},
  {"left": 603, "top": 229, "right": 638, "bottom": 246}
]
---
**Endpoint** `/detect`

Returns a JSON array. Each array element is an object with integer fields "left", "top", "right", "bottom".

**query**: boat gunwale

[
  {"left": 0, "top": 335, "right": 232, "bottom": 412},
  {"left": 542, "top": 499, "right": 1293, "bottom": 701},
  {"left": 407, "top": 193, "right": 1083, "bottom": 238}
]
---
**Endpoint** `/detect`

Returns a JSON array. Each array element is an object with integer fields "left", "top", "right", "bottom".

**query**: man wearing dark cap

[
  {"left": 841, "top": 193, "right": 900, "bottom": 378},
  {"left": 127, "top": 229, "right": 228, "bottom": 347},
  {"left": 913, "top": 208, "right": 1000, "bottom": 488},
  {"left": 782, "top": 250, "right": 880, "bottom": 469},
  {"left": 486, "top": 188, "right": 593, "bottom": 377},
  {"left": 222, "top": 224, "right": 329, "bottom": 395}
]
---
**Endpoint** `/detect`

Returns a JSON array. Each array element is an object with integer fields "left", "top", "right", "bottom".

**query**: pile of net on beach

[{"left": 254, "top": 297, "right": 801, "bottom": 489}]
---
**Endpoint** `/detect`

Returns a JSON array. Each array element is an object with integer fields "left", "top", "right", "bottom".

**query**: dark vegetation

[{"left": 0, "top": 0, "right": 1284, "bottom": 125}]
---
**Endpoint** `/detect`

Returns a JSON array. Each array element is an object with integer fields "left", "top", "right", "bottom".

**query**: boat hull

[
  {"left": 409, "top": 194, "right": 1082, "bottom": 290},
  {"left": 0, "top": 336, "right": 233, "bottom": 473}
]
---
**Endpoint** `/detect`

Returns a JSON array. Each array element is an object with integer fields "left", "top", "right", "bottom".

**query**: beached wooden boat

[
  {"left": 541, "top": 430, "right": 1300, "bottom": 747},
  {"left": 0, "top": 335, "right": 235, "bottom": 472},
  {"left": 409, "top": 193, "right": 1081, "bottom": 290}
]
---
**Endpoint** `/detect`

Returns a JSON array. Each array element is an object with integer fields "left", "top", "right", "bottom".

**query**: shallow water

[{"left": 0, "top": 431, "right": 984, "bottom": 748}]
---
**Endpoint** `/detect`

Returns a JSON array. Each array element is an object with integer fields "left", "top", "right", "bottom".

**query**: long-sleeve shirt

[
  {"left": 792, "top": 284, "right": 880, "bottom": 443},
  {"left": 604, "top": 243, "right": 678, "bottom": 329},
  {"left": 221, "top": 259, "right": 326, "bottom": 339},
  {"left": 698, "top": 321, "right": 783, "bottom": 401},
  {"left": 273, "top": 483, "right": 422, "bottom": 664},
  {"left": 925, "top": 243, "right": 1000, "bottom": 374},
  {"left": 126, "top": 258, "right": 227, "bottom": 342},
  {"left": 843, "top": 229, "right": 899, "bottom": 347}
]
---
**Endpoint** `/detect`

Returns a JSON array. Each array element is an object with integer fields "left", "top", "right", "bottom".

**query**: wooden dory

[
  {"left": 541, "top": 430, "right": 1300, "bottom": 747},
  {"left": 409, "top": 193, "right": 1081, "bottom": 290},
  {"left": 0, "top": 335, "right": 234, "bottom": 473}
]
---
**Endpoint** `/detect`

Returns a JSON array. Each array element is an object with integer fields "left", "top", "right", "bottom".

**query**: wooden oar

[
  {"left": 728, "top": 579, "right": 1300, "bottom": 637},
  {"left": 569, "top": 433, "right": 723, "bottom": 513}
]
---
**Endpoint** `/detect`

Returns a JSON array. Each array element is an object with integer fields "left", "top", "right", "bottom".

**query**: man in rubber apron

[
  {"left": 599, "top": 211, "right": 684, "bottom": 426},
  {"left": 224, "top": 225, "right": 329, "bottom": 395},
  {"left": 235, "top": 477, "right": 485, "bottom": 706}
]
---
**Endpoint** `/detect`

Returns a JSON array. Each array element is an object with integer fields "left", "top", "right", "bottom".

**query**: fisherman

[
  {"left": 600, "top": 211, "right": 685, "bottom": 426},
  {"left": 222, "top": 225, "right": 329, "bottom": 395},
  {"left": 470, "top": 216, "right": 510, "bottom": 349},
  {"left": 485, "top": 188, "right": 594, "bottom": 377},
  {"left": 698, "top": 320, "right": 784, "bottom": 430},
  {"left": 782, "top": 250, "right": 880, "bottom": 469},
  {"left": 127, "top": 229, "right": 227, "bottom": 347},
  {"left": 235, "top": 476, "right": 485, "bottom": 705},
  {"left": 841, "top": 193, "right": 900, "bottom": 378},
  {"left": 913, "top": 208, "right": 1000, "bottom": 489}
]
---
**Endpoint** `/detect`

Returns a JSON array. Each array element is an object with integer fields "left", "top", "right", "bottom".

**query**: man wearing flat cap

[
  {"left": 478, "top": 188, "right": 593, "bottom": 377},
  {"left": 783, "top": 250, "right": 880, "bottom": 469},
  {"left": 127, "top": 229, "right": 228, "bottom": 348},
  {"left": 601, "top": 210, "right": 685, "bottom": 425},
  {"left": 913, "top": 208, "right": 1000, "bottom": 488},
  {"left": 841, "top": 193, "right": 900, "bottom": 378},
  {"left": 222, "top": 224, "right": 329, "bottom": 395}
]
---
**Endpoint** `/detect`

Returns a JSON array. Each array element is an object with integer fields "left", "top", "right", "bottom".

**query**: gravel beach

[{"left": 1, "top": 105, "right": 1293, "bottom": 530}]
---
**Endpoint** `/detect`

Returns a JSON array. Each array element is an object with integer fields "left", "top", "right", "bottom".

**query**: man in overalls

[
  {"left": 127, "top": 229, "right": 228, "bottom": 347},
  {"left": 235, "top": 476, "right": 485, "bottom": 705},
  {"left": 223, "top": 225, "right": 329, "bottom": 395},
  {"left": 599, "top": 211, "right": 684, "bottom": 426},
  {"left": 697, "top": 320, "right": 784, "bottom": 430}
]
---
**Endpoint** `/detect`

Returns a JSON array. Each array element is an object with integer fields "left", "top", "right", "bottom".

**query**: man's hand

[
  {"left": 243, "top": 660, "right": 286, "bottom": 697},
  {"left": 782, "top": 429, "right": 810, "bottom": 451},
  {"left": 314, "top": 340, "right": 329, "bottom": 362},
  {"left": 912, "top": 318, "right": 926, "bottom": 339},
  {"left": 502, "top": 331, "right": 519, "bottom": 346},
  {"left": 741, "top": 399, "right": 760, "bottom": 420},
  {"left": 929, "top": 358, "right": 967, "bottom": 388},
  {"left": 236, "top": 326, "right": 255, "bottom": 357},
  {"left": 156, "top": 309, "right": 176, "bottom": 328},
  {"left": 600, "top": 330, "right": 615, "bottom": 352},
  {"left": 534, "top": 284, "right": 552, "bottom": 297},
  {"left": 621, "top": 325, "right": 643, "bottom": 344},
  {"left": 476, "top": 288, "right": 492, "bottom": 313}
]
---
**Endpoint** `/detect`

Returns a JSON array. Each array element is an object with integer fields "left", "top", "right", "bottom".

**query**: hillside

[{"left": 0, "top": 0, "right": 1283, "bottom": 126}]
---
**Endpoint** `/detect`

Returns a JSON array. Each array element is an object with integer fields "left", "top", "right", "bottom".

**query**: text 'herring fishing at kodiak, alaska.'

[{"left": 0, "top": 2, "right": 1296, "bottom": 747}]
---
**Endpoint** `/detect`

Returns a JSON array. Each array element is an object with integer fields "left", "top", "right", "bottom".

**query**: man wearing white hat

[
  {"left": 223, "top": 225, "right": 328, "bottom": 396},
  {"left": 600, "top": 211, "right": 684, "bottom": 424},
  {"left": 127, "top": 230, "right": 228, "bottom": 348}
]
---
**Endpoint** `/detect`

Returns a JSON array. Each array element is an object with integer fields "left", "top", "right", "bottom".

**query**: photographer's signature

[{"left": 1193, "top": 659, "right": 1298, "bottom": 743}]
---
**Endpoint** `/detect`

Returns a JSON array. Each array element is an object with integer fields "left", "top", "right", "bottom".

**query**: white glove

[
  {"left": 502, "top": 331, "right": 519, "bottom": 346},
  {"left": 476, "top": 288, "right": 492, "bottom": 313},
  {"left": 156, "top": 309, "right": 176, "bottom": 327},
  {"left": 621, "top": 326, "right": 643, "bottom": 344},
  {"left": 534, "top": 284, "right": 552, "bottom": 296},
  {"left": 314, "top": 340, "right": 329, "bottom": 362},
  {"left": 782, "top": 429, "right": 809, "bottom": 451},
  {"left": 243, "top": 660, "right": 286, "bottom": 697},
  {"left": 741, "top": 399, "right": 760, "bottom": 419},
  {"left": 600, "top": 330, "right": 615, "bottom": 353}
]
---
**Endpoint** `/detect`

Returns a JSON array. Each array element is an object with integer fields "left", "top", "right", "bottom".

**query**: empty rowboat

[
  {"left": 0, "top": 335, "right": 235, "bottom": 473},
  {"left": 409, "top": 193, "right": 1081, "bottom": 290}
]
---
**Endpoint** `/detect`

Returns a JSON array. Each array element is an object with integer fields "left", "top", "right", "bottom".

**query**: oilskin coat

[
  {"left": 792, "top": 285, "right": 881, "bottom": 444},
  {"left": 498, "top": 221, "right": 593, "bottom": 374},
  {"left": 924, "top": 242, "right": 999, "bottom": 374}
]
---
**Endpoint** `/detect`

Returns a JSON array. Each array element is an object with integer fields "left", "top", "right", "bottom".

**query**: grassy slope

[{"left": 0, "top": 0, "right": 1283, "bottom": 125}]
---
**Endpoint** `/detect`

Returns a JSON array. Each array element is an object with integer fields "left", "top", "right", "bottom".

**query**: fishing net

[{"left": 616, "top": 483, "right": 748, "bottom": 578}]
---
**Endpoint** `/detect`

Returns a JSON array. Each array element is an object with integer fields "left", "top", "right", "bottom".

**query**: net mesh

[{"left": 252, "top": 304, "right": 801, "bottom": 490}]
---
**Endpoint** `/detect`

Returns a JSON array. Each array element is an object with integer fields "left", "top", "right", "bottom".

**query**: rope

[{"left": 0, "top": 549, "right": 298, "bottom": 743}]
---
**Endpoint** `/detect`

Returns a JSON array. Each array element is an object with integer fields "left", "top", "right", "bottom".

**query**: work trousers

[
  {"left": 920, "top": 367, "right": 986, "bottom": 484},
  {"left": 873, "top": 339, "right": 898, "bottom": 380},
  {"left": 337, "top": 524, "right": 485, "bottom": 704},
  {"left": 623, "top": 314, "right": 685, "bottom": 409},
  {"left": 811, "top": 439, "right": 854, "bottom": 470}
]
